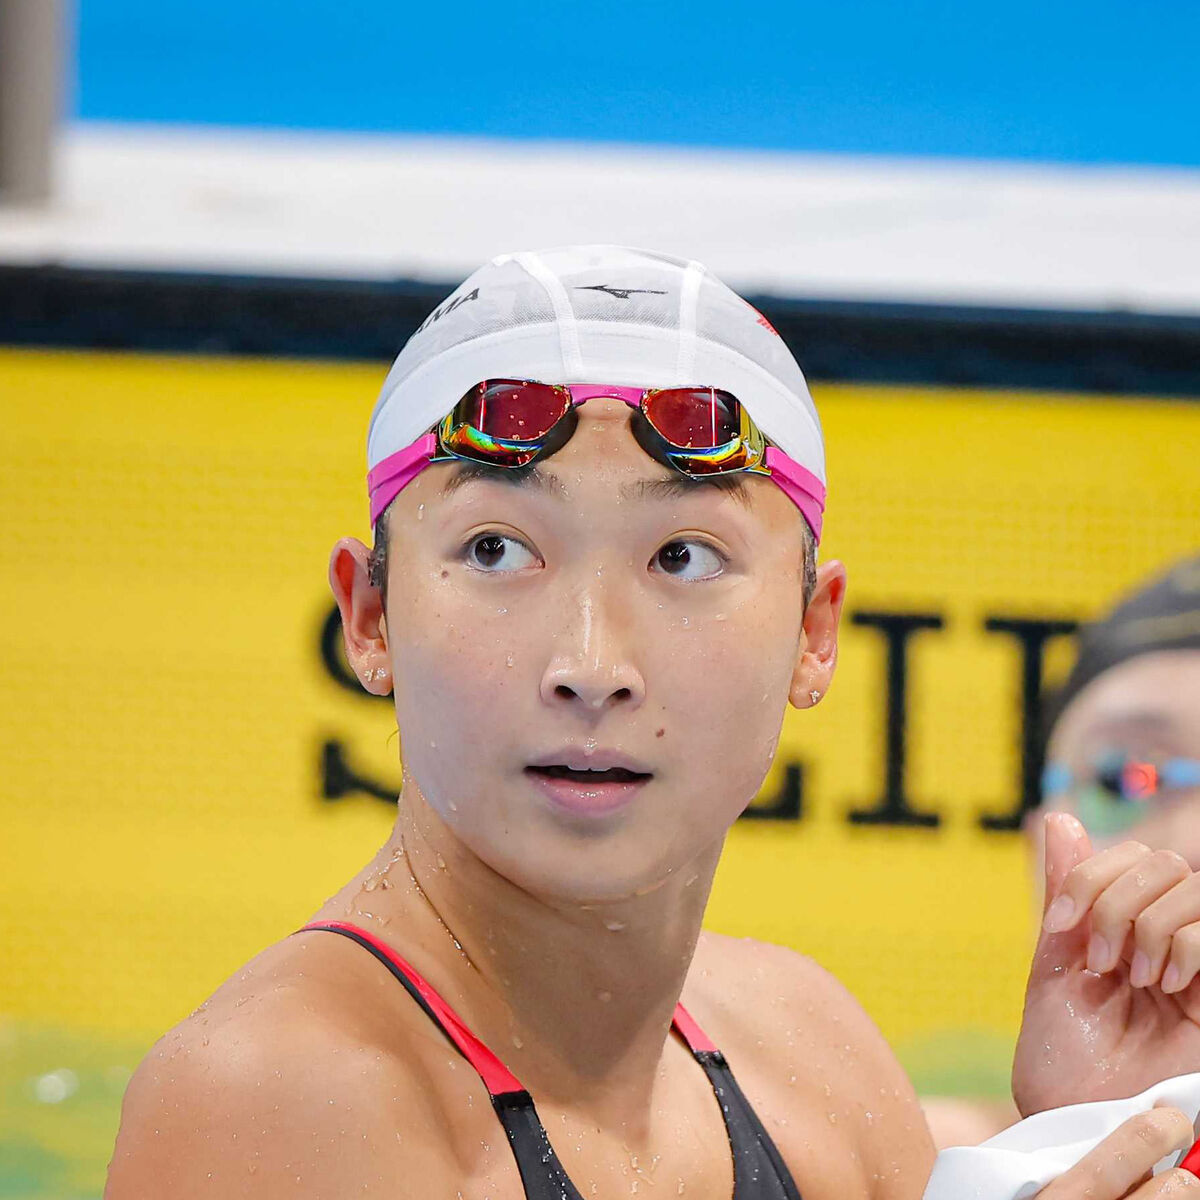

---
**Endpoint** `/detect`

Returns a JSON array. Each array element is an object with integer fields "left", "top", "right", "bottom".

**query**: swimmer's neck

[{"left": 351, "top": 786, "right": 722, "bottom": 1125}]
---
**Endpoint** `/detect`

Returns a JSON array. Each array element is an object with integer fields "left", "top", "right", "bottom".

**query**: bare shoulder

[
  {"left": 683, "top": 932, "right": 935, "bottom": 1200},
  {"left": 105, "top": 933, "right": 455, "bottom": 1199},
  {"left": 686, "top": 930, "right": 850, "bottom": 1026},
  {"left": 683, "top": 931, "right": 885, "bottom": 1067}
]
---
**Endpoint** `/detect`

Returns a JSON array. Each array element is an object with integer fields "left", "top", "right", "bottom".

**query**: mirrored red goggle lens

[
  {"left": 643, "top": 388, "right": 741, "bottom": 449},
  {"left": 457, "top": 380, "right": 569, "bottom": 442}
]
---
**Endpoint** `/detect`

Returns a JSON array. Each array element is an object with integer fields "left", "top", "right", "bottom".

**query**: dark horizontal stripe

[{"left": 2, "top": 264, "right": 1198, "bottom": 397}]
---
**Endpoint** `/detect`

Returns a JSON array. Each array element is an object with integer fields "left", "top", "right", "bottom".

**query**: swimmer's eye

[
  {"left": 1044, "top": 749, "right": 1200, "bottom": 838},
  {"left": 463, "top": 533, "right": 540, "bottom": 573},
  {"left": 651, "top": 539, "right": 726, "bottom": 581}
]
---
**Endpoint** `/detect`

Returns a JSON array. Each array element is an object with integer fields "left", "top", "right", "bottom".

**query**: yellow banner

[{"left": 2, "top": 346, "right": 1198, "bottom": 1098}]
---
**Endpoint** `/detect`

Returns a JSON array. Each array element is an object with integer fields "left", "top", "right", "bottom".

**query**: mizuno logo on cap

[
  {"left": 575, "top": 284, "right": 668, "bottom": 301},
  {"left": 415, "top": 287, "right": 480, "bottom": 334}
]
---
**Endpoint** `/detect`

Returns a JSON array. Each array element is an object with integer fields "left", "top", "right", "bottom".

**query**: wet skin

[
  {"left": 1010, "top": 649, "right": 1200, "bottom": 1117},
  {"left": 106, "top": 403, "right": 1200, "bottom": 1198},
  {"left": 1044, "top": 650, "right": 1200, "bottom": 870},
  {"left": 929, "top": 650, "right": 1200, "bottom": 1148}
]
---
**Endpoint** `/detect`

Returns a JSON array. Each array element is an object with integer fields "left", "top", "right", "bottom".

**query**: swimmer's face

[
  {"left": 331, "top": 398, "right": 845, "bottom": 901},
  {"left": 1041, "top": 650, "right": 1200, "bottom": 869}
]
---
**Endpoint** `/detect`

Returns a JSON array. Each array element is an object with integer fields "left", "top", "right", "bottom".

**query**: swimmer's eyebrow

[
  {"left": 1087, "top": 709, "right": 1180, "bottom": 739},
  {"left": 619, "top": 475, "right": 753, "bottom": 508},
  {"left": 439, "top": 461, "right": 566, "bottom": 498}
]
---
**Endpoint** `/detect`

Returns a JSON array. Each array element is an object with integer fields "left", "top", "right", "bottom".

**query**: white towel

[{"left": 924, "top": 1074, "right": 1200, "bottom": 1200}]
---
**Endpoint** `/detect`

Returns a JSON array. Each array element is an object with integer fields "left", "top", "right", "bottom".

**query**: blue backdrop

[{"left": 78, "top": 0, "right": 1199, "bottom": 166}]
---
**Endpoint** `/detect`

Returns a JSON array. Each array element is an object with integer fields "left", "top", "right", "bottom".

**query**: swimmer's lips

[
  {"left": 525, "top": 749, "right": 652, "bottom": 785},
  {"left": 525, "top": 751, "right": 653, "bottom": 815},
  {"left": 527, "top": 764, "right": 652, "bottom": 784}
]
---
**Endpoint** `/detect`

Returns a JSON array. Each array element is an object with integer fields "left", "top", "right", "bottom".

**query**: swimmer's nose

[
  {"left": 539, "top": 591, "right": 646, "bottom": 713},
  {"left": 540, "top": 660, "right": 646, "bottom": 712}
]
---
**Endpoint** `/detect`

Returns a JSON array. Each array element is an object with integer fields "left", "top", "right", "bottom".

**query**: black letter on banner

[
  {"left": 740, "top": 762, "right": 804, "bottom": 821},
  {"left": 978, "top": 616, "right": 1078, "bottom": 831},
  {"left": 848, "top": 611, "right": 943, "bottom": 827},
  {"left": 320, "top": 738, "right": 399, "bottom": 804}
]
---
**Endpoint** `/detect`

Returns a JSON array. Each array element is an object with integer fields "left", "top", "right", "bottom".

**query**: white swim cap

[{"left": 367, "top": 244, "right": 826, "bottom": 535}]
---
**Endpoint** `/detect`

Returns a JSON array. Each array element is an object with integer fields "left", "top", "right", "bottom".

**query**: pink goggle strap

[
  {"left": 763, "top": 447, "right": 826, "bottom": 543},
  {"left": 367, "top": 434, "right": 826, "bottom": 543},
  {"left": 367, "top": 432, "right": 438, "bottom": 525}
]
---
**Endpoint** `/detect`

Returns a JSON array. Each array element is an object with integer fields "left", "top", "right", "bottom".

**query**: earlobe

[
  {"left": 789, "top": 560, "right": 848, "bottom": 709},
  {"left": 328, "top": 537, "right": 393, "bottom": 696}
]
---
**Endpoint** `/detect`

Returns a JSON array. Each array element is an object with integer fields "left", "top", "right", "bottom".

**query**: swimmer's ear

[
  {"left": 788, "top": 560, "right": 847, "bottom": 710},
  {"left": 328, "top": 537, "right": 393, "bottom": 697}
]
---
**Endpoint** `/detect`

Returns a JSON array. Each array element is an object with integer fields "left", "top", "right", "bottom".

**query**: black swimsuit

[{"left": 300, "top": 921, "right": 803, "bottom": 1200}]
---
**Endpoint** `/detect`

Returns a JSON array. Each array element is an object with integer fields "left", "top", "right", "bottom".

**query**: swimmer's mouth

[
  {"left": 526, "top": 765, "right": 652, "bottom": 785},
  {"left": 525, "top": 748, "right": 653, "bottom": 786}
]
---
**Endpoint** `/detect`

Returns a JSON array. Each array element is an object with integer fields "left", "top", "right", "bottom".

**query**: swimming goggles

[
  {"left": 367, "top": 380, "right": 825, "bottom": 540},
  {"left": 1042, "top": 753, "right": 1200, "bottom": 836}
]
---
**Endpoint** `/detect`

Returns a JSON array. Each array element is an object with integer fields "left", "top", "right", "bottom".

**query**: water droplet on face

[
  {"left": 597, "top": 990, "right": 613, "bottom": 1003},
  {"left": 604, "top": 920, "right": 626, "bottom": 932},
  {"left": 417, "top": 504, "right": 425, "bottom": 520},
  {"left": 435, "top": 854, "right": 447, "bottom": 870},
  {"left": 505, "top": 653, "right": 514, "bottom": 667},
  {"left": 512, "top": 1034, "right": 524, "bottom": 1049}
]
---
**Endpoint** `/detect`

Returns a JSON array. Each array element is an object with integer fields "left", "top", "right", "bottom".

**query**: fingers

[
  {"left": 1041, "top": 837, "right": 1200, "bottom": 987},
  {"left": 1129, "top": 1169, "right": 1200, "bottom": 1197},
  {"left": 1085, "top": 849, "right": 1191, "bottom": 974},
  {"left": 1162, "top": 921, "right": 1200, "bottom": 995},
  {"left": 1134, "top": 873, "right": 1200, "bottom": 991},
  {"left": 1043, "top": 812, "right": 1093, "bottom": 915},
  {"left": 1037, "top": 1107, "right": 1197, "bottom": 1199},
  {"left": 1043, "top": 840, "right": 1158, "bottom": 934}
]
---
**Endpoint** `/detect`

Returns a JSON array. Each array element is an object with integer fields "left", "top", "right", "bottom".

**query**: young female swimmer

[{"left": 105, "top": 248, "right": 1200, "bottom": 1199}]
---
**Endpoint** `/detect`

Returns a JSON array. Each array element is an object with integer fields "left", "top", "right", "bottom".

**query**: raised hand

[
  {"left": 1034, "top": 1106, "right": 1199, "bottom": 1198},
  {"left": 1013, "top": 813, "right": 1200, "bottom": 1117}
]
